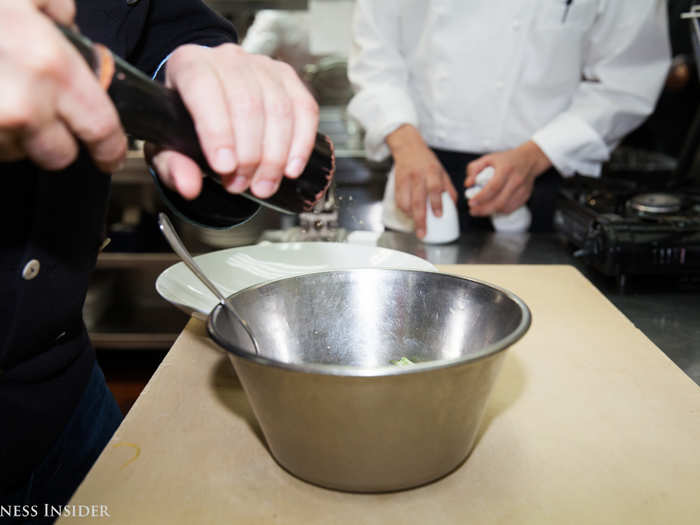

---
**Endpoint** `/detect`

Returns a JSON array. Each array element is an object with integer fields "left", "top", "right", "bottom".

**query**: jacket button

[
  {"left": 22, "top": 259, "right": 41, "bottom": 280},
  {"left": 126, "top": 0, "right": 139, "bottom": 5}
]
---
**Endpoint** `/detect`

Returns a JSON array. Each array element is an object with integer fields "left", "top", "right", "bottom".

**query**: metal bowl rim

[{"left": 206, "top": 269, "right": 531, "bottom": 377}]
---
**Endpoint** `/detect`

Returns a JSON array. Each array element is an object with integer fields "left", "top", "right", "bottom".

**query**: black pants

[
  {"left": 2, "top": 363, "right": 122, "bottom": 524},
  {"left": 432, "top": 148, "right": 561, "bottom": 233}
]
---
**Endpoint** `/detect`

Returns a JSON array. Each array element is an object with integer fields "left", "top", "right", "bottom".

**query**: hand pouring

[{"left": 58, "top": 25, "right": 335, "bottom": 216}]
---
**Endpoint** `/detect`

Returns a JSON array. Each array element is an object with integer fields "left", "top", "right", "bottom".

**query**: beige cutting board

[{"left": 61, "top": 265, "right": 700, "bottom": 524}]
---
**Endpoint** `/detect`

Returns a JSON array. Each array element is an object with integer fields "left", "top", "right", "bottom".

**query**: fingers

[
  {"left": 165, "top": 45, "right": 239, "bottom": 181},
  {"left": 250, "top": 58, "right": 294, "bottom": 198},
  {"left": 393, "top": 168, "right": 428, "bottom": 237},
  {"left": 391, "top": 145, "right": 452, "bottom": 239},
  {"left": 425, "top": 167, "right": 445, "bottom": 218},
  {"left": 395, "top": 169, "right": 412, "bottom": 215},
  {"left": 53, "top": 34, "right": 126, "bottom": 171},
  {"left": 470, "top": 172, "right": 532, "bottom": 216},
  {"left": 500, "top": 186, "right": 531, "bottom": 215},
  {"left": 444, "top": 174, "right": 459, "bottom": 203},
  {"left": 408, "top": 171, "right": 428, "bottom": 238},
  {"left": 225, "top": 61, "right": 267, "bottom": 195},
  {"left": 166, "top": 44, "right": 319, "bottom": 200},
  {"left": 22, "top": 120, "right": 79, "bottom": 170},
  {"left": 0, "top": 11, "right": 126, "bottom": 172},
  {"left": 32, "top": 0, "right": 76, "bottom": 26},
  {"left": 276, "top": 62, "right": 318, "bottom": 178},
  {"left": 148, "top": 146, "right": 203, "bottom": 200},
  {"left": 468, "top": 166, "right": 508, "bottom": 208},
  {"left": 465, "top": 156, "right": 492, "bottom": 187}
]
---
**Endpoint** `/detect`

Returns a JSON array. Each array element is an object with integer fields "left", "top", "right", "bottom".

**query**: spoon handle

[
  {"left": 157, "top": 213, "right": 260, "bottom": 354},
  {"left": 158, "top": 213, "right": 229, "bottom": 304}
]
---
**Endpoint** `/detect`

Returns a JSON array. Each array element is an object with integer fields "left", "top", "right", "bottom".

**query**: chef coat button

[
  {"left": 512, "top": 20, "right": 521, "bottom": 31},
  {"left": 21, "top": 259, "right": 41, "bottom": 280},
  {"left": 495, "top": 80, "right": 505, "bottom": 89}
]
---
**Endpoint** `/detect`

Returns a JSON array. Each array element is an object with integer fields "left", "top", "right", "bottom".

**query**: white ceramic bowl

[{"left": 156, "top": 242, "right": 436, "bottom": 318}]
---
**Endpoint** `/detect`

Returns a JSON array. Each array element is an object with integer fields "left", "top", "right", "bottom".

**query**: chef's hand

[
  {"left": 148, "top": 44, "right": 319, "bottom": 200},
  {"left": 465, "top": 141, "right": 552, "bottom": 216},
  {"left": 0, "top": 0, "right": 127, "bottom": 172},
  {"left": 386, "top": 124, "right": 457, "bottom": 239}
]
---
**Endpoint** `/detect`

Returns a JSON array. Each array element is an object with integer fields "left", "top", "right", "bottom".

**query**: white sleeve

[
  {"left": 347, "top": 0, "right": 418, "bottom": 162},
  {"left": 532, "top": 0, "right": 671, "bottom": 177},
  {"left": 241, "top": 11, "right": 283, "bottom": 57}
]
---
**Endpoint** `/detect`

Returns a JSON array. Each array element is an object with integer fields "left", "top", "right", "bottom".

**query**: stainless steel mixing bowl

[{"left": 207, "top": 269, "right": 530, "bottom": 492}]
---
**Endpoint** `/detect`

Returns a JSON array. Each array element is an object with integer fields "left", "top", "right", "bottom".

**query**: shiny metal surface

[
  {"left": 627, "top": 193, "right": 683, "bottom": 215},
  {"left": 208, "top": 269, "right": 530, "bottom": 491}
]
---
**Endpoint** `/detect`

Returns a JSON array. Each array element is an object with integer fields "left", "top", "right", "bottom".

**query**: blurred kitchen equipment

[
  {"left": 59, "top": 24, "right": 335, "bottom": 216},
  {"left": 158, "top": 213, "right": 259, "bottom": 353},
  {"left": 173, "top": 204, "right": 289, "bottom": 249},
  {"left": 207, "top": 269, "right": 531, "bottom": 492},
  {"left": 296, "top": 180, "right": 344, "bottom": 241},
  {"left": 304, "top": 56, "right": 354, "bottom": 106},
  {"left": 556, "top": 7, "right": 700, "bottom": 288}
]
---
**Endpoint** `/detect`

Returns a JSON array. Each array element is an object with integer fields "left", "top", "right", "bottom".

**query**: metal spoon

[{"left": 157, "top": 213, "right": 260, "bottom": 354}]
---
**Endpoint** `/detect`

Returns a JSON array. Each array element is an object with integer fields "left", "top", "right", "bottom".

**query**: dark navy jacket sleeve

[
  {"left": 0, "top": 0, "right": 256, "bottom": 492},
  {"left": 80, "top": 0, "right": 259, "bottom": 229},
  {"left": 130, "top": 0, "right": 261, "bottom": 229},
  {"left": 128, "top": 0, "right": 237, "bottom": 78}
]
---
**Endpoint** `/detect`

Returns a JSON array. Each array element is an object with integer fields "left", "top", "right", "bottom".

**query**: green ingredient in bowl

[{"left": 392, "top": 357, "right": 416, "bottom": 367}]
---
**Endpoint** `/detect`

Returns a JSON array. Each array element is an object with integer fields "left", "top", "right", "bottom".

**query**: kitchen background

[{"left": 91, "top": 0, "right": 700, "bottom": 413}]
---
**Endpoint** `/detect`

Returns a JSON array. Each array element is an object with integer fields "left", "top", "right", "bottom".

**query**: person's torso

[
  {"left": 396, "top": 0, "right": 601, "bottom": 152},
  {"left": 0, "top": 0, "right": 152, "bottom": 369}
]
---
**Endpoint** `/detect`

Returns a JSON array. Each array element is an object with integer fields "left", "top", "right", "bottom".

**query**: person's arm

[
  {"left": 128, "top": 0, "right": 319, "bottom": 220},
  {"left": 385, "top": 124, "right": 457, "bottom": 239},
  {"left": 348, "top": 1, "right": 455, "bottom": 239},
  {"left": 531, "top": 0, "right": 671, "bottom": 177},
  {"left": 347, "top": 0, "right": 418, "bottom": 162},
  {"left": 467, "top": 0, "right": 671, "bottom": 218},
  {"left": 128, "top": 0, "right": 237, "bottom": 80}
]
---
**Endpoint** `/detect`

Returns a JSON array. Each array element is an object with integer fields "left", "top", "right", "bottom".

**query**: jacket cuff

[
  {"left": 532, "top": 113, "right": 611, "bottom": 177},
  {"left": 348, "top": 87, "right": 419, "bottom": 162},
  {"left": 152, "top": 52, "right": 174, "bottom": 82}
]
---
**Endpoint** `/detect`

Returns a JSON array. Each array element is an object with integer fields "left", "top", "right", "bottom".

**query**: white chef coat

[
  {"left": 242, "top": 11, "right": 315, "bottom": 73},
  {"left": 347, "top": 0, "right": 671, "bottom": 178}
]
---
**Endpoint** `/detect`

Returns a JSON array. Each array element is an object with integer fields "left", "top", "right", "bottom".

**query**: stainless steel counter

[{"left": 376, "top": 230, "right": 700, "bottom": 386}]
